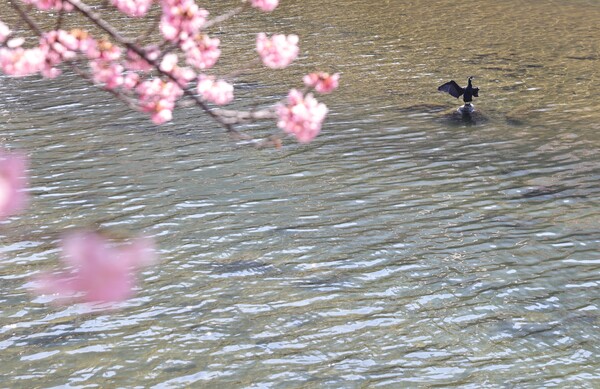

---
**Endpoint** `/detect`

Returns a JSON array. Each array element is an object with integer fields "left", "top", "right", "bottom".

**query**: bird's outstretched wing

[
  {"left": 472, "top": 87, "right": 479, "bottom": 97},
  {"left": 438, "top": 80, "right": 464, "bottom": 98}
]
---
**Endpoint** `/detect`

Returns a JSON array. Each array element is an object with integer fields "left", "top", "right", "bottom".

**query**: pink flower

[
  {"left": 197, "top": 74, "right": 234, "bottom": 105},
  {"left": 160, "top": 0, "right": 208, "bottom": 42},
  {"left": 136, "top": 78, "right": 183, "bottom": 124},
  {"left": 122, "top": 72, "right": 140, "bottom": 90},
  {"left": 0, "top": 47, "right": 45, "bottom": 77},
  {"left": 256, "top": 33, "right": 299, "bottom": 69},
  {"left": 159, "top": 53, "right": 195, "bottom": 87},
  {"left": 87, "top": 39, "right": 122, "bottom": 61},
  {"left": 250, "top": 0, "right": 278, "bottom": 12},
  {"left": 111, "top": 0, "right": 153, "bottom": 17},
  {"left": 303, "top": 72, "right": 339, "bottom": 94},
  {"left": 0, "top": 151, "right": 28, "bottom": 220},
  {"left": 20, "top": 0, "right": 74, "bottom": 12},
  {"left": 182, "top": 34, "right": 220, "bottom": 70},
  {"left": 37, "top": 30, "right": 80, "bottom": 77},
  {"left": 89, "top": 59, "right": 124, "bottom": 89},
  {"left": 277, "top": 89, "right": 328, "bottom": 143},
  {"left": 0, "top": 20, "right": 11, "bottom": 44},
  {"left": 33, "top": 232, "right": 157, "bottom": 305},
  {"left": 69, "top": 29, "right": 97, "bottom": 55}
]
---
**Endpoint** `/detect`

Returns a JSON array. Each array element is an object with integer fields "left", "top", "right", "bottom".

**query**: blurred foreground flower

[
  {"left": 33, "top": 232, "right": 157, "bottom": 305},
  {"left": 0, "top": 151, "right": 28, "bottom": 220}
]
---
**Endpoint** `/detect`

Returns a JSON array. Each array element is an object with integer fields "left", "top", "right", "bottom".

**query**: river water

[{"left": 1, "top": 0, "right": 599, "bottom": 387}]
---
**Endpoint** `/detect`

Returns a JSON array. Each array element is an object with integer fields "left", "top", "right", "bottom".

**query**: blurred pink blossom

[
  {"left": 21, "top": 0, "right": 73, "bottom": 12},
  {"left": 111, "top": 0, "right": 153, "bottom": 17},
  {"left": 69, "top": 29, "right": 97, "bottom": 55},
  {"left": 256, "top": 33, "right": 299, "bottom": 69},
  {"left": 0, "top": 151, "right": 28, "bottom": 220},
  {"left": 182, "top": 34, "right": 220, "bottom": 70},
  {"left": 0, "top": 20, "right": 10, "bottom": 44},
  {"left": 159, "top": 53, "right": 195, "bottom": 87},
  {"left": 197, "top": 74, "right": 234, "bottom": 105},
  {"left": 277, "top": 89, "right": 328, "bottom": 143},
  {"left": 136, "top": 78, "right": 183, "bottom": 124},
  {"left": 303, "top": 72, "right": 340, "bottom": 94},
  {"left": 86, "top": 39, "right": 122, "bottom": 62},
  {"left": 0, "top": 47, "right": 45, "bottom": 77},
  {"left": 250, "top": 0, "right": 278, "bottom": 12},
  {"left": 89, "top": 59, "right": 124, "bottom": 89},
  {"left": 38, "top": 30, "right": 80, "bottom": 78},
  {"left": 122, "top": 72, "right": 140, "bottom": 90},
  {"left": 160, "top": 0, "right": 208, "bottom": 42},
  {"left": 33, "top": 232, "right": 156, "bottom": 305}
]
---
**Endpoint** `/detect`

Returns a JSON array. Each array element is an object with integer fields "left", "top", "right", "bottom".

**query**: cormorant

[{"left": 438, "top": 76, "right": 479, "bottom": 105}]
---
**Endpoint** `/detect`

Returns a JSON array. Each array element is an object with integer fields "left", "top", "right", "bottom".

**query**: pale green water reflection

[{"left": 1, "top": 0, "right": 599, "bottom": 387}]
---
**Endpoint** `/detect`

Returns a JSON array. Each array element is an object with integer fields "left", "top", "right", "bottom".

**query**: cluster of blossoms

[
  {"left": 256, "top": 33, "right": 299, "bottom": 69},
  {"left": 277, "top": 89, "right": 329, "bottom": 143},
  {"left": 182, "top": 34, "right": 220, "bottom": 70},
  {"left": 136, "top": 78, "right": 183, "bottom": 124},
  {"left": 1, "top": 0, "right": 339, "bottom": 142},
  {"left": 197, "top": 74, "right": 234, "bottom": 105},
  {"left": 160, "top": 0, "right": 208, "bottom": 42},
  {"left": 0, "top": 0, "right": 342, "bottom": 311}
]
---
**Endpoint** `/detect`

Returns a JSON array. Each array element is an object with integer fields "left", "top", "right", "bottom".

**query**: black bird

[{"left": 438, "top": 76, "right": 479, "bottom": 104}]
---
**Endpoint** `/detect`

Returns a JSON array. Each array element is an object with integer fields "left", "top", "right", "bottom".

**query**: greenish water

[{"left": 1, "top": 0, "right": 599, "bottom": 387}]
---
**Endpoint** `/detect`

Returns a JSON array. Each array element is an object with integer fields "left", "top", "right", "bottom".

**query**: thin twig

[
  {"left": 8, "top": 0, "right": 43, "bottom": 36},
  {"left": 137, "top": 11, "right": 161, "bottom": 44},
  {"left": 203, "top": 5, "right": 246, "bottom": 30}
]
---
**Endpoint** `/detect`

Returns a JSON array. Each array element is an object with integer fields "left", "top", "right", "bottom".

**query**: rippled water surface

[{"left": 1, "top": 0, "right": 600, "bottom": 387}]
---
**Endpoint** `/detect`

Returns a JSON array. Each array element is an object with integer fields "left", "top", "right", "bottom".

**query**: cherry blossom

[
  {"left": 33, "top": 232, "right": 156, "bottom": 305},
  {"left": 111, "top": 0, "right": 153, "bottom": 17},
  {"left": 136, "top": 78, "right": 183, "bottom": 124},
  {"left": 87, "top": 39, "right": 122, "bottom": 61},
  {"left": 159, "top": 53, "right": 195, "bottom": 87},
  {"left": 197, "top": 74, "right": 234, "bottom": 105},
  {"left": 182, "top": 34, "right": 220, "bottom": 70},
  {"left": 250, "top": 0, "right": 279, "bottom": 12},
  {"left": 303, "top": 72, "right": 340, "bottom": 94},
  {"left": 277, "top": 89, "right": 328, "bottom": 143},
  {"left": 122, "top": 72, "right": 140, "bottom": 90},
  {"left": 256, "top": 33, "right": 299, "bottom": 69},
  {"left": 0, "top": 47, "right": 45, "bottom": 77},
  {"left": 69, "top": 29, "right": 98, "bottom": 55},
  {"left": 0, "top": 151, "right": 28, "bottom": 220},
  {"left": 89, "top": 59, "right": 124, "bottom": 89},
  {"left": 160, "top": 0, "right": 208, "bottom": 42},
  {"left": 0, "top": 20, "right": 10, "bottom": 44},
  {"left": 20, "top": 0, "right": 74, "bottom": 12},
  {"left": 38, "top": 30, "right": 80, "bottom": 77}
]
